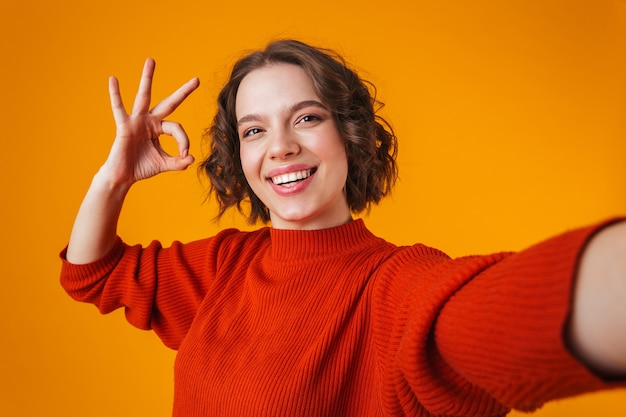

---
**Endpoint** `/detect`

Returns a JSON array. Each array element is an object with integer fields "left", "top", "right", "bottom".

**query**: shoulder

[
  {"left": 376, "top": 242, "right": 452, "bottom": 274},
  {"left": 171, "top": 227, "right": 271, "bottom": 257},
  {"left": 371, "top": 242, "right": 515, "bottom": 307}
]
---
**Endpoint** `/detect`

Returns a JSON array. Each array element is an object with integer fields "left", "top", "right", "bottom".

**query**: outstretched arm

[
  {"left": 65, "top": 58, "right": 199, "bottom": 264},
  {"left": 568, "top": 220, "right": 626, "bottom": 377}
]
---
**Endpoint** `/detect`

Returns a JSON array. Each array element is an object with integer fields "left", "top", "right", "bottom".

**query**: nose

[{"left": 268, "top": 128, "right": 300, "bottom": 160}]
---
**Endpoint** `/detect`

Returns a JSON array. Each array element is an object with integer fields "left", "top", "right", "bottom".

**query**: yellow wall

[{"left": 1, "top": 0, "right": 625, "bottom": 415}]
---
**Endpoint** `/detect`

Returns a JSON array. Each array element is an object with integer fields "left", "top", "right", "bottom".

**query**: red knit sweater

[{"left": 60, "top": 219, "right": 624, "bottom": 416}]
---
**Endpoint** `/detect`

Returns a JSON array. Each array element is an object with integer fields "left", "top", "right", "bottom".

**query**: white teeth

[{"left": 271, "top": 169, "right": 312, "bottom": 185}]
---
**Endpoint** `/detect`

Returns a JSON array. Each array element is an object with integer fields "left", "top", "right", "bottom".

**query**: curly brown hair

[{"left": 200, "top": 39, "right": 398, "bottom": 224}]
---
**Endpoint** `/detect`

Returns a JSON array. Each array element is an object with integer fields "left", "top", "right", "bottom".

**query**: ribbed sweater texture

[{"left": 60, "top": 219, "right": 624, "bottom": 416}]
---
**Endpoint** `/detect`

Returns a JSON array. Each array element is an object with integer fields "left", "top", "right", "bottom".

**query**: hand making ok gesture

[{"left": 103, "top": 58, "right": 200, "bottom": 188}]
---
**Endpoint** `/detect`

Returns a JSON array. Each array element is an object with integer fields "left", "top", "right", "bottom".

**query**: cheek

[
  {"left": 330, "top": 140, "right": 349, "bottom": 179},
  {"left": 338, "top": 154, "right": 349, "bottom": 184},
  {"left": 239, "top": 146, "right": 259, "bottom": 184}
]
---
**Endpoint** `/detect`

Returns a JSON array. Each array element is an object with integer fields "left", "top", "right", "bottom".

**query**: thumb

[{"left": 165, "top": 153, "right": 195, "bottom": 171}]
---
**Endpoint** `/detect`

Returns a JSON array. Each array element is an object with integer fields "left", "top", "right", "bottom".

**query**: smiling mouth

[{"left": 269, "top": 168, "right": 317, "bottom": 187}]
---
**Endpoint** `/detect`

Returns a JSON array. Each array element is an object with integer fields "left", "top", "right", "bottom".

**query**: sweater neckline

[{"left": 268, "top": 218, "right": 380, "bottom": 262}]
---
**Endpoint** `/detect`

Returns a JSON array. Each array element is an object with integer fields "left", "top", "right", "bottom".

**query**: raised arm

[
  {"left": 567, "top": 220, "right": 626, "bottom": 377},
  {"left": 65, "top": 58, "right": 199, "bottom": 264}
]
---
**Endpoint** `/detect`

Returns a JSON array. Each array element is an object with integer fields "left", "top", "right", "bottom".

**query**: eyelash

[
  {"left": 243, "top": 127, "right": 263, "bottom": 138},
  {"left": 241, "top": 114, "right": 323, "bottom": 138},
  {"left": 298, "top": 114, "right": 321, "bottom": 124}
]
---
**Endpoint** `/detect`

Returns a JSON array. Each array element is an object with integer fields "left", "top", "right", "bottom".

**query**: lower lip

[{"left": 268, "top": 172, "right": 315, "bottom": 196}]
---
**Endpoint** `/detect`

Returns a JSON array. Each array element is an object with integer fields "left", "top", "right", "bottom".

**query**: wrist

[{"left": 92, "top": 166, "right": 134, "bottom": 199}]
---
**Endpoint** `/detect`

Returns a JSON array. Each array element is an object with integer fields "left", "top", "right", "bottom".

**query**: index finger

[{"left": 151, "top": 77, "right": 200, "bottom": 118}]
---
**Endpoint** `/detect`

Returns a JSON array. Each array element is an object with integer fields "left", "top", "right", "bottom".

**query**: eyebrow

[{"left": 237, "top": 100, "right": 328, "bottom": 126}]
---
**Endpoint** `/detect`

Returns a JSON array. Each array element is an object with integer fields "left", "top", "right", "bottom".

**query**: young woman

[{"left": 61, "top": 39, "right": 625, "bottom": 416}]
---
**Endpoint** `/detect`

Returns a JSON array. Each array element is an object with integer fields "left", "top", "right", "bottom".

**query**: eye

[
  {"left": 297, "top": 114, "right": 322, "bottom": 125},
  {"left": 242, "top": 127, "right": 263, "bottom": 138}
]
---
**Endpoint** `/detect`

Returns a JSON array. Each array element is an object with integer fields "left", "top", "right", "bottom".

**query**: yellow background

[{"left": 1, "top": 0, "right": 625, "bottom": 415}]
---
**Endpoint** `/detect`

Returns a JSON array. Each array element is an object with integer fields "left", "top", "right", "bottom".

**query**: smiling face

[{"left": 236, "top": 63, "right": 351, "bottom": 230}]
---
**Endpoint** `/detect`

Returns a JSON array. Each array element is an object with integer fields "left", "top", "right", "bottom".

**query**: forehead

[{"left": 235, "top": 64, "right": 320, "bottom": 117}]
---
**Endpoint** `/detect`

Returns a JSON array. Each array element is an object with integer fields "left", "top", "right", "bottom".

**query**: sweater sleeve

[
  {"left": 59, "top": 230, "right": 239, "bottom": 350},
  {"left": 434, "top": 219, "right": 626, "bottom": 411},
  {"left": 373, "top": 219, "right": 625, "bottom": 416}
]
